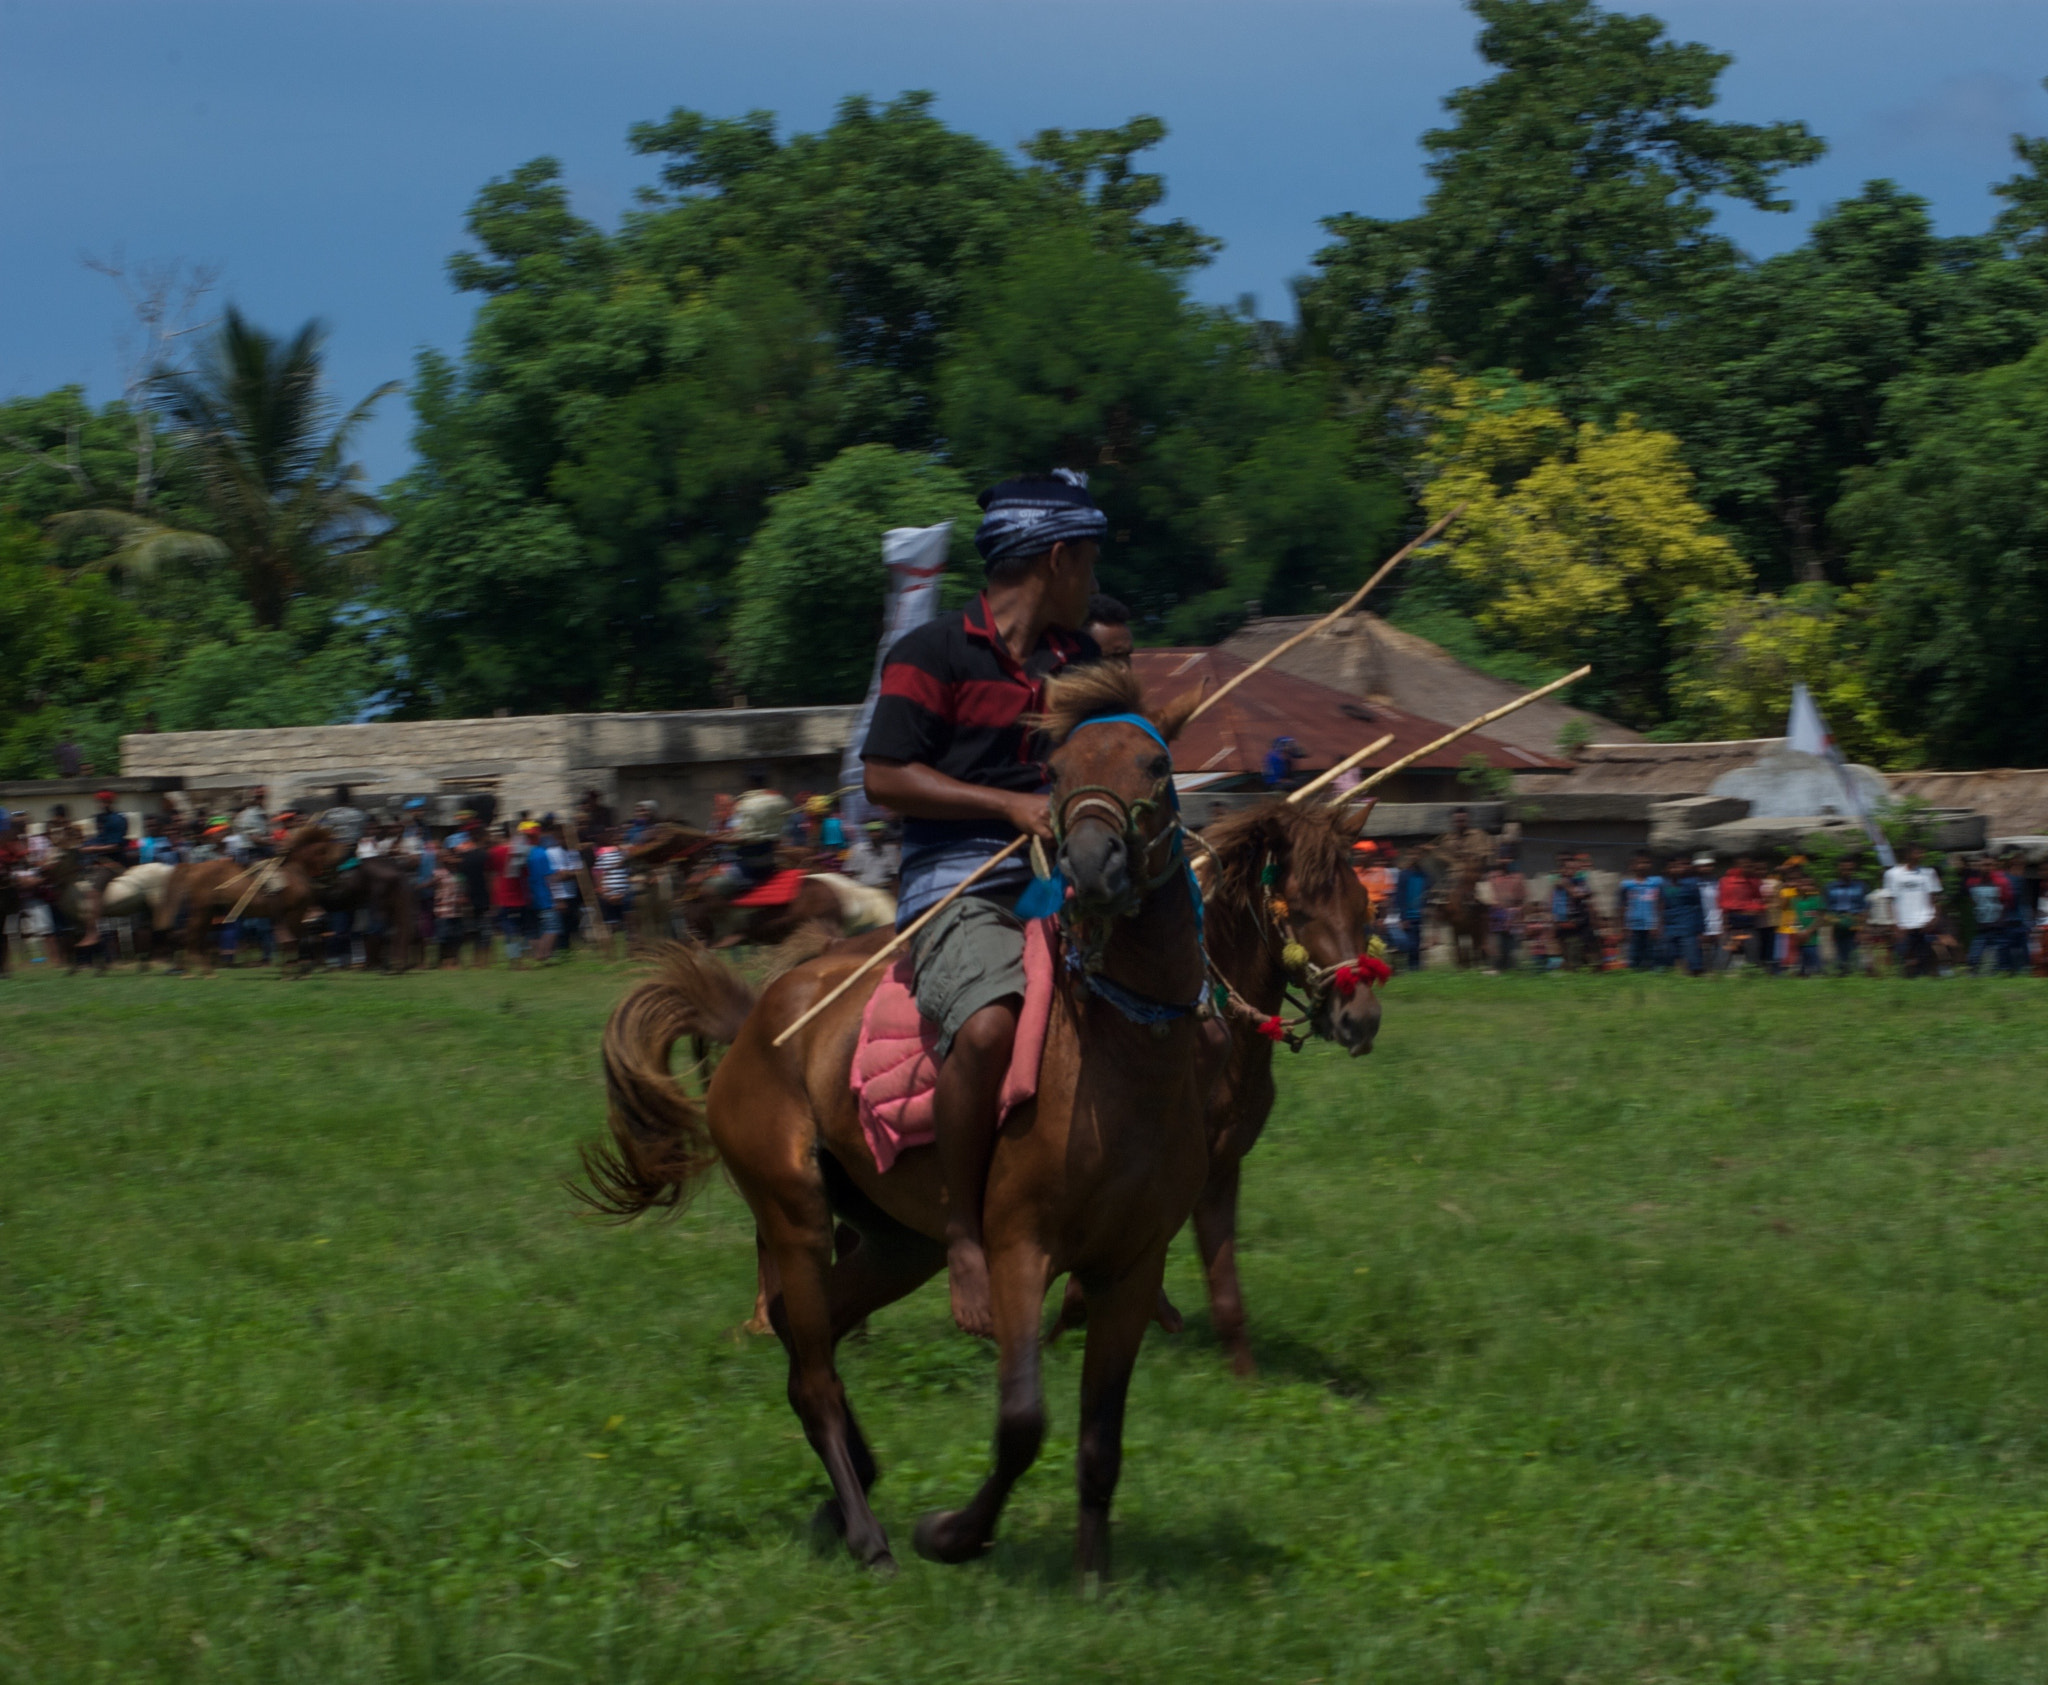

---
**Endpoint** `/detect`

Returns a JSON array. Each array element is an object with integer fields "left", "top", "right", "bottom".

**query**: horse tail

[{"left": 577, "top": 943, "right": 757, "bottom": 1221}]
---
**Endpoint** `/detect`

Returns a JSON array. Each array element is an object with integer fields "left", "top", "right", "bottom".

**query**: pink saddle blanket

[{"left": 851, "top": 918, "right": 1055, "bottom": 1173}]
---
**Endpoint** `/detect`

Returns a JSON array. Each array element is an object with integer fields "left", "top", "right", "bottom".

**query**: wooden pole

[
  {"left": 1287, "top": 734, "right": 1394, "bottom": 805},
  {"left": 1337, "top": 666, "right": 1593, "bottom": 804},
  {"left": 1185, "top": 505, "right": 1464, "bottom": 726},
  {"left": 771, "top": 835, "right": 1028, "bottom": 1048}
]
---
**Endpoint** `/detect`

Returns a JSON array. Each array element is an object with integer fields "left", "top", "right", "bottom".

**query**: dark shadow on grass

[{"left": 1170, "top": 1313, "right": 1382, "bottom": 1399}]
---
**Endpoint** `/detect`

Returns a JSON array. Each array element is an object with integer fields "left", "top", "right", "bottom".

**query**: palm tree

[{"left": 51, "top": 306, "right": 397, "bottom": 627}]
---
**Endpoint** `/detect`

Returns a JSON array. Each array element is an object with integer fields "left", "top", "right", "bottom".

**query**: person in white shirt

[{"left": 1882, "top": 843, "right": 1942, "bottom": 977}]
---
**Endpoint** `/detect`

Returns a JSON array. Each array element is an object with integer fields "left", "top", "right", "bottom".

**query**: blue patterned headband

[{"left": 974, "top": 468, "right": 1109, "bottom": 567}]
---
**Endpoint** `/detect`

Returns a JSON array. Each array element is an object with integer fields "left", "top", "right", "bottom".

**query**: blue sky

[{"left": 4, "top": 0, "right": 2045, "bottom": 486}]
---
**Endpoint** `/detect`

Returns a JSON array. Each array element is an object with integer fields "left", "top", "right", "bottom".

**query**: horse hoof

[
  {"left": 864, "top": 1549, "right": 898, "bottom": 1579},
  {"left": 912, "top": 1509, "right": 989, "bottom": 1565}
]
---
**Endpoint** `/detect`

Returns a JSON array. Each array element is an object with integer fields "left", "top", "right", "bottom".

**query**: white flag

[
  {"left": 1786, "top": 682, "right": 1894, "bottom": 869},
  {"left": 840, "top": 523, "right": 952, "bottom": 827},
  {"left": 1786, "top": 681, "right": 1830, "bottom": 759}
]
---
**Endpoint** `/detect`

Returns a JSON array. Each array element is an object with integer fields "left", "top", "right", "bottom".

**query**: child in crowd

[
  {"left": 595, "top": 827, "right": 630, "bottom": 952},
  {"left": 1792, "top": 869, "right": 1824, "bottom": 976},
  {"left": 1824, "top": 856, "right": 1868, "bottom": 976},
  {"left": 1395, "top": 847, "right": 1431, "bottom": 972},
  {"left": 432, "top": 854, "right": 468, "bottom": 968},
  {"left": 1620, "top": 852, "right": 1664, "bottom": 971},
  {"left": 1487, "top": 850, "right": 1525, "bottom": 974}
]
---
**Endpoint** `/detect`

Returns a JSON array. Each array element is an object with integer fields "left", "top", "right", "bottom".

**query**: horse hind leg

[
  {"left": 758, "top": 1201, "right": 896, "bottom": 1571},
  {"left": 1193, "top": 1153, "right": 1254, "bottom": 1376}
]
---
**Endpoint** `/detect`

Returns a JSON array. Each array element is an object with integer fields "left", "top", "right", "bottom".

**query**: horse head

[
  {"left": 1039, "top": 664, "right": 1201, "bottom": 918},
  {"left": 1200, "top": 797, "right": 1385, "bottom": 1057},
  {"left": 282, "top": 823, "right": 341, "bottom": 875}
]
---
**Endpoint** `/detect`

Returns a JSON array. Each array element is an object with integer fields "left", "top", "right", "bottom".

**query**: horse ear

[
  {"left": 1335, "top": 795, "right": 1377, "bottom": 844},
  {"left": 1149, "top": 683, "right": 1206, "bottom": 745}
]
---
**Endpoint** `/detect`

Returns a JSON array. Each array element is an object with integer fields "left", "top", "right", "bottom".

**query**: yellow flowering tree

[{"left": 1415, "top": 371, "right": 1746, "bottom": 720}]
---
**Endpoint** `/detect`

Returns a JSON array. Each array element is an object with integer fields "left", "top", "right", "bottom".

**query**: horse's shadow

[{"left": 1170, "top": 1315, "right": 1380, "bottom": 1400}]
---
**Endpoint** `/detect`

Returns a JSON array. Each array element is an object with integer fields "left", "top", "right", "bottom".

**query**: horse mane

[
  {"left": 282, "top": 823, "right": 335, "bottom": 863},
  {"left": 1203, "top": 799, "right": 1359, "bottom": 909},
  {"left": 1035, "top": 663, "right": 1149, "bottom": 747}
]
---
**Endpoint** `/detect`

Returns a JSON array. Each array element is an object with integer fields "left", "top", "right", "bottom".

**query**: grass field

[{"left": 8, "top": 962, "right": 2048, "bottom": 1682}]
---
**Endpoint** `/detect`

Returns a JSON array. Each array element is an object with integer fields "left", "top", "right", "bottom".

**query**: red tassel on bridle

[
  {"left": 1331, "top": 953, "right": 1393, "bottom": 998},
  {"left": 1256, "top": 1015, "right": 1287, "bottom": 1043}
]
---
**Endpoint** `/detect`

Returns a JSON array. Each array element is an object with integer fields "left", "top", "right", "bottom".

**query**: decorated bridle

[
  {"left": 1188, "top": 834, "right": 1392, "bottom": 1053},
  {"left": 1039, "top": 711, "right": 1207, "bottom": 1029}
]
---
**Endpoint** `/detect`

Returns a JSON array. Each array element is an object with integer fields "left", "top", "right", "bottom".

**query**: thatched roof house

[{"left": 1218, "top": 612, "right": 1637, "bottom": 759}]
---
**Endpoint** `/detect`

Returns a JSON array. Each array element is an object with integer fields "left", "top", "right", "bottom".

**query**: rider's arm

[{"left": 863, "top": 759, "right": 1052, "bottom": 842}]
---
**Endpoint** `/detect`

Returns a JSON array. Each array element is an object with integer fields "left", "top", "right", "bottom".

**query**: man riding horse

[{"left": 860, "top": 469, "right": 1103, "bottom": 1336}]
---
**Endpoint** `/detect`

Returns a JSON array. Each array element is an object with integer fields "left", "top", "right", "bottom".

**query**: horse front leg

[
  {"left": 914, "top": 1241, "right": 1050, "bottom": 1565},
  {"left": 1073, "top": 1245, "right": 1171, "bottom": 1587}
]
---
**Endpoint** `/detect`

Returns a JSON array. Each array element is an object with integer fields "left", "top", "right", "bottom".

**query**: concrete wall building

[{"left": 120, "top": 707, "right": 860, "bottom": 827}]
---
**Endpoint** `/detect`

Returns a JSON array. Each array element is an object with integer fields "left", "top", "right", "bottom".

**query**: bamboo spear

[
  {"left": 770, "top": 836, "right": 1028, "bottom": 1049},
  {"left": 1185, "top": 505, "right": 1464, "bottom": 726},
  {"left": 1287, "top": 734, "right": 1395, "bottom": 805},
  {"left": 1336, "top": 665, "right": 1593, "bottom": 805}
]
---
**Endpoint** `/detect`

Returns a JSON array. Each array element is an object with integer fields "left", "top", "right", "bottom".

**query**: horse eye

[{"left": 1145, "top": 754, "right": 1170, "bottom": 780}]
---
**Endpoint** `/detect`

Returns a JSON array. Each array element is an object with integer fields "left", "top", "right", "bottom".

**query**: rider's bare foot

[{"left": 947, "top": 1239, "right": 995, "bottom": 1338}]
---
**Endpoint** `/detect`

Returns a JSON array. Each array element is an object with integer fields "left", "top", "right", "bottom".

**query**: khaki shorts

[{"left": 909, "top": 893, "right": 1026, "bottom": 1061}]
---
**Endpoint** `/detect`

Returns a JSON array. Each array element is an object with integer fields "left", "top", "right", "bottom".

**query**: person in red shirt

[
  {"left": 1718, "top": 855, "right": 1767, "bottom": 970},
  {"left": 487, "top": 823, "right": 529, "bottom": 968}
]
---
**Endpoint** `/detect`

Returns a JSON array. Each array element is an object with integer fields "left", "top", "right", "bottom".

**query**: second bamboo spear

[{"left": 1336, "top": 665, "right": 1593, "bottom": 805}]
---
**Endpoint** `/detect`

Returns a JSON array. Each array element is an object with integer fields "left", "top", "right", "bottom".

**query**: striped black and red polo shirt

[{"left": 861, "top": 593, "right": 1097, "bottom": 919}]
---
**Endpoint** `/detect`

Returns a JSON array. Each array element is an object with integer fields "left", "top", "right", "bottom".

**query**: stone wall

[{"left": 120, "top": 707, "right": 861, "bottom": 826}]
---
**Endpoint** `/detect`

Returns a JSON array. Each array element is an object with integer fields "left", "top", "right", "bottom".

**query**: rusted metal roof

[
  {"left": 1129, "top": 648, "right": 1572, "bottom": 780},
  {"left": 1218, "top": 612, "right": 1637, "bottom": 757}
]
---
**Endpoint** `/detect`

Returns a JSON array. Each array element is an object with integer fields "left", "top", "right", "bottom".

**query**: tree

[
  {"left": 1618, "top": 181, "right": 2048, "bottom": 591},
  {"left": 1414, "top": 371, "right": 1745, "bottom": 721},
  {"left": 52, "top": 307, "right": 394, "bottom": 629},
  {"left": 390, "top": 92, "right": 1302, "bottom": 713},
  {"left": 939, "top": 227, "right": 1402, "bottom": 639},
  {"left": 725, "top": 446, "right": 978, "bottom": 706},
  {"left": 0, "top": 518, "right": 162, "bottom": 777},
  {"left": 1833, "top": 339, "right": 2048, "bottom": 767},
  {"left": 1303, "top": 0, "right": 1822, "bottom": 385}
]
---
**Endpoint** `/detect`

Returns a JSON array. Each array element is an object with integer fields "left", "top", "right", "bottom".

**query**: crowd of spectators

[
  {"left": 1361, "top": 831, "right": 2044, "bottom": 978},
  {"left": 1, "top": 782, "right": 899, "bottom": 972}
]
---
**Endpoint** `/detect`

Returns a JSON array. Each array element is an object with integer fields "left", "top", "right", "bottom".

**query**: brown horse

[
  {"left": 1440, "top": 860, "right": 1491, "bottom": 969},
  {"left": 157, "top": 826, "right": 343, "bottom": 974},
  {"left": 1048, "top": 797, "right": 1386, "bottom": 1375},
  {"left": 679, "top": 870, "right": 894, "bottom": 949},
  {"left": 580, "top": 665, "right": 1209, "bottom": 1580},
  {"left": 310, "top": 852, "right": 422, "bottom": 973},
  {"left": 622, "top": 824, "right": 714, "bottom": 947}
]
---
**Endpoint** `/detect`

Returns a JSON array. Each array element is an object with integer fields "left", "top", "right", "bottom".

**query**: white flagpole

[{"left": 1788, "top": 682, "right": 1894, "bottom": 869}]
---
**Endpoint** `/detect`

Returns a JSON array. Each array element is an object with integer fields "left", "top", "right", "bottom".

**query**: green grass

[{"left": 8, "top": 962, "right": 2048, "bottom": 1681}]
